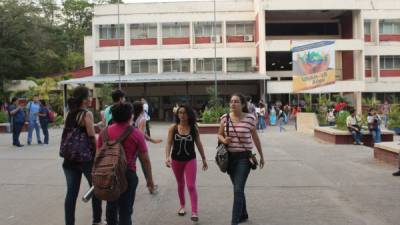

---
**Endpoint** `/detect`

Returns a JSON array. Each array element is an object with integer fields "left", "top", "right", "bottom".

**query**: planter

[
  {"left": 197, "top": 123, "right": 220, "bottom": 134},
  {"left": 393, "top": 127, "right": 400, "bottom": 135},
  {"left": 0, "top": 123, "right": 29, "bottom": 133},
  {"left": 314, "top": 126, "right": 394, "bottom": 147},
  {"left": 374, "top": 142, "right": 400, "bottom": 167}
]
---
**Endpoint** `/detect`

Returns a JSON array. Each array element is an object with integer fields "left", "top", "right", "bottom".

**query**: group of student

[
  {"left": 60, "top": 86, "right": 265, "bottom": 225},
  {"left": 8, "top": 95, "right": 52, "bottom": 147}
]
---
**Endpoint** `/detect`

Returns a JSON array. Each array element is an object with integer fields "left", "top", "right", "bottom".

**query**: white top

[
  {"left": 346, "top": 115, "right": 360, "bottom": 127},
  {"left": 143, "top": 103, "right": 150, "bottom": 121}
]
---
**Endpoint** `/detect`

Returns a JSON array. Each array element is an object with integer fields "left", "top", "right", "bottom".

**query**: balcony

[{"left": 264, "top": 39, "right": 363, "bottom": 52}]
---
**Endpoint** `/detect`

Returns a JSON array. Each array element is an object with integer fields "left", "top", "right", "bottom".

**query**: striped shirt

[{"left": 220, "top": 113, "right": 256, "bottom": 152}]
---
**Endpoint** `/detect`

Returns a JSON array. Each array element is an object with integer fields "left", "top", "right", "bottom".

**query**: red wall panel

[
  {"left": 342, "top": 51, "right": 354, "bottom": 80},
  {"left": 131, "top": 38, "right": 157, "bottom": 45},
  {"left": 227, "top": 36, "right": 245, "bottom": 43},
  {"left": 99, "top": 39, "right": 124, "bottom": 47},
  {"left": 162, "top": 37, "right": 190, "bottom": 45},
  {"left": 341, "top": 12, "right": 353, "bottom": 39},
  {"left": 381, "top": 70, "right": 400, "bottom": 77},
  {"left": 365, "top": 69, "right": 372, "bottom": 77},
  {"left": 364, "top": 35, "right": 371, "bottom": 42},
  {"left": 380, "top": 35, "right": 400, "bottom": 42}
]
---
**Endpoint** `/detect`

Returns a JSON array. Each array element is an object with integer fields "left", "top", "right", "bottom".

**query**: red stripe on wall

[
  {"left": 342, "top": 51, "right": 354, "bottom": 80},
  {"left": 195, "top": 36, "right": 211, "bottom": 44},
  {"left": 381, "top": 70, "right": 400, "bottom": 77},
  {"left": 379, "top": 35, "right": 400, "bottom": 42},
  {"left": 162, "top": 37, "right": 190, "bottom": 45},
  {"left": 364, "top": 35, "right": 371, "bottom": 42},
  {"left": 131, "top": 38, "right": 157, "bottom": 45},
  {"left": 227, "top": 36, "right": 245, "bottom": 43},
  {"left": 99, "top": 39, "right": 124, "bottom": 47},
  {"left": 365, "top": 69, "right": 372, "bottom": 77}
]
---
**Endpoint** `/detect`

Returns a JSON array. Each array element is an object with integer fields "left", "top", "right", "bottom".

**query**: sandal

[
  {"left": 191, "top": 214, "right": 199, "bottom": 222},
  {"left": 178, "top": 208, "right": 186, "bottom": 216}
]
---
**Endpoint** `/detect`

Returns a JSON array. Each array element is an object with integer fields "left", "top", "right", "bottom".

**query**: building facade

[{"left": 62, "top": 0, "right": 400, "bottom": 120}]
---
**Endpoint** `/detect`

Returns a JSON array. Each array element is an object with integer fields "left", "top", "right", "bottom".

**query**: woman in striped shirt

[{"left": 218, "top": 93, "right": 265, "bottom": 225}]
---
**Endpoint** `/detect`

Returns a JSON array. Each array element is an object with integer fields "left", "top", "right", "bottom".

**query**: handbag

[
  {"left": 230, "top": 120, "right": 259, "bottom": 170},
  {"left": 215, "top": 113, "right": 230, "bottom": 173},
  {"left": 59, "top": 110, "right": 94, "bottom": 162}
]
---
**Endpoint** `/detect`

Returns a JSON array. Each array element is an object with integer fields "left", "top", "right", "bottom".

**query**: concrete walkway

[{"left": 1, "top": 123, "right": 400, "bottom": 225}]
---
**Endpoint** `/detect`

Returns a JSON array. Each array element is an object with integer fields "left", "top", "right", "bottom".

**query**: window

[
  {"left": 380, "top": 56, "right": 400, "bottom": 69},
  {"left": 130, "top": 24, "right": 157, "bottom": 39},
  {"left": 194, "top": 22, "right": 222, "bottom": 36},
  {"left": 163, "top": 59, "right": 190, "bottom": 72},
  {"left": 227, "top": 58, "right": 252, "bottom": 72},
  {"left": 131, "top": 59, "right": 157, "bottom": 73},
  {"left": 195, "top": 58, "right": 222, "bottom": 72},
  {"left": 379, "top": 20, "right": 400, "bottom": 34},
  {"left": 99, "top": 25, "right": 124, "bottom": 39},
  {"left": 365, "top": 56, "right": 372, "bottom": 69},
  {"left": 99, "top": 60, "right": 125, "bottom": 75},
  {"left": 226, "top": 22, "right": 254, "bottom": 36},
  {"left": 364, "top": 21, "right": 371, "bottom": 35},
  {"left": 162, "top": 23, "right": 189, "bottom": 38},
  {"left": 266, "top": 23, "right": 339, "bottom": 36}
]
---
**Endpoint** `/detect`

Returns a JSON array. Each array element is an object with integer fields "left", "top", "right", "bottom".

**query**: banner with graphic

[{"left": 292, "top": 40, "right": 335, "bottom": 92}]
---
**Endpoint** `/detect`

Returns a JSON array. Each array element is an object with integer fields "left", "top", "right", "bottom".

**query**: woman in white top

[{"left": 133, "top": 101, "right": 162, "bottom": 194}]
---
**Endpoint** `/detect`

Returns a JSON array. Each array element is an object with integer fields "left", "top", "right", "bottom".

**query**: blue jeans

[
  {"left": 350, "top": 130, "right": 363, "bottom": 144},
  {"left": 63, "top": 161, "right": 102, "bottom": 225},
  {"left": 370, "top": 128, "right": 381, "bottom": 143},
  {"left": 228, "top": 158, "right": 251, "bottom": 225},
  {"left": 279, "top": 118, "right": 286, "bottom": 132},
  {"left": 12, "top": 122, "right": 24, "bottom": 145},
  {"left": 384, "top": 114, "right": 389, "bottom": 128},
  {"left": 106, "top": 170, "right": 139, "bottom": 225},
  {"left": 40, "top": 121, "right": 49, "bottom": 144},
  {"left": 27, "top": 120, "right": 41, "bottom": 144}
]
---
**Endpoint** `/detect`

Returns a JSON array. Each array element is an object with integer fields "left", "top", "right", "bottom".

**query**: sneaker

[
  {"left": 149, "top": 184, "right": 159, "bottom": 195},
  {"left": 92, "top": 221, "right": 107, "bottom": 225},
  {"left": 190, "top": 214, "right": 199, "bottom": 222},
  {"left": 392, "top": 170, "right": 400, "bottom": 176},
  {"left": 178, "top": 208, "right": 186, "bottom": 216}
]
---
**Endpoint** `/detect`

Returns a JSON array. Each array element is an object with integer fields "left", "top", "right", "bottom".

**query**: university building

[{"left": 61, "top": 0, "right": 400, "bottom": 120}]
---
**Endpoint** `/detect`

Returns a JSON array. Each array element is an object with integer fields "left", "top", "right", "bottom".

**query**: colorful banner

[{"left": 292, "top": 40, "right": 335, "bottom": 92}]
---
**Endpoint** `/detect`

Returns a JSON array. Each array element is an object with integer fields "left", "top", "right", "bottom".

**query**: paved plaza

[{"left": 1, "top": 123, "right": 400, "bottom": 225}]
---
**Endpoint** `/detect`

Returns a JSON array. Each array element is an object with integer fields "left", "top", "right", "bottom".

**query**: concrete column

[
  {"left": 189, "top": 22, "right": 193, "bottom": 48},
  {"left": 258, "top": 10, "right": 266, "bottom": 75},
  {"left": 355, "top": 91, "right": 362, "bottom": 115},
  {"left": 125, "top": 59, "right": 130, "bottom": 75},
  {"left": 352, "top": 10, "right": 363, "bottom": 40},
  {"left": 158, "top": 59, "right": 162, "bottom": 74},
  {"left": 373, "top": 56, "right": 379, "bottom": 81},
  {"left": 354, "top": 50, "right": 365, "bottom": 81},
  {"left": 223, "top": 58, "right": 227, "bottom": 74},
  {"left": 222, "top": 21, "right": 227, "bottom": 48},
  {"left": 157, "top": 23, "right": 162, "bottom": 47},
  {"left": 93, "top": 61, "right": 99, "bottom": 76},
  {"left": 124, "top": 24, "right": 130, "bottom": 47},
  {"left": 377, "top": 55, "right": 381, "bottom": 81},
  {"left": 190, "top": 58, "right": 194, "bottom": 73},
  {"left": 259, "top": 80, "right": 266, "bottom": 102},
  {"left": 372, "top": 19, "right": 379, "bottom": 44}
]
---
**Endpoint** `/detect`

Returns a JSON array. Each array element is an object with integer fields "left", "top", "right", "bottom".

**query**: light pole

[
  {"left": 213, "top": 0, "right": 217, "bottom": 100},
  {"left": 117, "top": 0, "right": 122, "bottom": 90}
]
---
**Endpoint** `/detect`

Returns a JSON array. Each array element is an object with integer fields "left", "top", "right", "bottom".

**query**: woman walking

[
  {"left": 258, "top": 102, "right": 267, "bottom": 132},
  {"left": 60, "top": 86, "right": 103, "bottom": 225},
  {"left": 218, "top": 93, "right": 265, "bottom": 225},
  {"left": 38, "top": 100, "right": 50, "bottom": 144},
  {"left": 133, "top": 101, "right": 161, "bottom": 194},
  {"left": 165, "top": 104, "right": 208, "bottom": 222}
]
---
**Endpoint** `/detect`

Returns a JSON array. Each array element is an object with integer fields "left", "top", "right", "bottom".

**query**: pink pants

[{"left": 171, "top": 159, "right": 198, "bottom": 214}]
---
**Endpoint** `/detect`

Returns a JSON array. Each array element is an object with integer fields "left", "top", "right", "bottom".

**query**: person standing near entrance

[
  {"left": 218, "top": 93, "right": 265, "bottom": 225},
  {"left": 103, "top": 90, "right": 126, "bottom": 126},
  {"left": 7, "top": 97, "right": 25, "bottom": 147},
  {"left": 26, "top": 95, "right": 42, "bottom": 145},
  {"left": 141, "top": 98, "right": 151, "bottom": 137},
  {"left": 381, "top": 100, "right": 390, "bottom": 128},
  {"left": 38, "top": 100, "right": 50, "bottom": 144},
  {"left": 165, "top": 104, "right": 208, "bottom": 222}
]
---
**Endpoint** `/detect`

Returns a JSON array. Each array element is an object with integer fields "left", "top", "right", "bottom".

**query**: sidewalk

[{"left": 1, "top": 123, "right": 400, "bottom": 225}]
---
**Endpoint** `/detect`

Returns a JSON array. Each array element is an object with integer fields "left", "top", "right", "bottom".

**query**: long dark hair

[
  {"left": 67, "top": 86, "right": 89, "bottom": 112},
  {"left": 231, "top": 93, "right": 249, "bottom": 113},
  {"left": 175, "top": 104, "right": 198, "bottom": 137},
  {"left": 132, "top": 101, "right": 144, "bottom": 124}
]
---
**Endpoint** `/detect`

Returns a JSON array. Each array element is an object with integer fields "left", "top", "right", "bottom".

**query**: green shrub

[
  {"left": 317, "top": 111, "right": 328, "bottom": 126},
  {"left": 201, "top": 105, "right": 229, "bottom": 124},
  {"left": 388, "top": 105, "right": 400, "bottom": 129},
  {"left": 335, "top": 111, "right": 350, "bottom": 131},
  {"left": 0, "top": 111, "right": 8, "bottom": 123}
]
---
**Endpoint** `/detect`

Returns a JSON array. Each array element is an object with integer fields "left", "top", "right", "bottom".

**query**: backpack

[
  {"left": 48, "top": 110, "right": 55, "bottom": 123},
  {"left": 92, "top": 126, "right": 133, "bottom": 201}
]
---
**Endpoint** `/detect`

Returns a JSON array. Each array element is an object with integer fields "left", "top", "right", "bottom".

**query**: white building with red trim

[{"left": 61, "top": 0, "right": 400, "bottom": 120}]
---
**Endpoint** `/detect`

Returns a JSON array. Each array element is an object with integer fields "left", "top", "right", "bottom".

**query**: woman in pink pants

[{"left": 165, "top": 104, "right": 208, "bottom": 222}]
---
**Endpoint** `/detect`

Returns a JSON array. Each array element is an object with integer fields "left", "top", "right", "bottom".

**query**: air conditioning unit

[
  {"left": 211, "top": 35, "right": 221, "bottom": 43},
  {"left": 244, "top": 35, "right": 253, "bottom": 42}
]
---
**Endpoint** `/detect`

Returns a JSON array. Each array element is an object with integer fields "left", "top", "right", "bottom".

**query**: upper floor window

[
  {"left": 364, "top": 21, "right": 371, "bottom": 35},
  {"left": 163, "top": 59, "right": 190, "bottom": 72},
  {"left": 99, "top": 24, "right": 124, "bottom": 39},
  {"left": 131, "top": 59, "right": 157, "bottom": 73},
  {"left": 227, "top": 58, "right": 252, "bottom": 72},
  {"left": 380, "top": 56, "right": 400, "bottom": 70},
  {"left": 226, "top": 22, "right": 254, "bottom": 36},
  {"left": 130, "top": 24, "right": 157, "bottom": 39},
  {"left": 194, "top": 22, "right": 222, "bottom": 36},
  {"left": 99, "top": 60, "right": 125, "bottom": 75},
  {"left": 162, "top": 23, "right": 189, "bottom": 38},
  {"left": 379, "top": 20, "right": 400, "bottom": 34},
  {"left": 365, "top": 56, "right": 372, "bottom": 69},
  {"left": 195, "top": 58, "right": 222, "bottom": 73}
]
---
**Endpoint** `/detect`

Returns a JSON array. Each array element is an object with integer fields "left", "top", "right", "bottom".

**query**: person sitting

[{"left": 346, "top": 109, "right": 363, "bottom": 145}]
